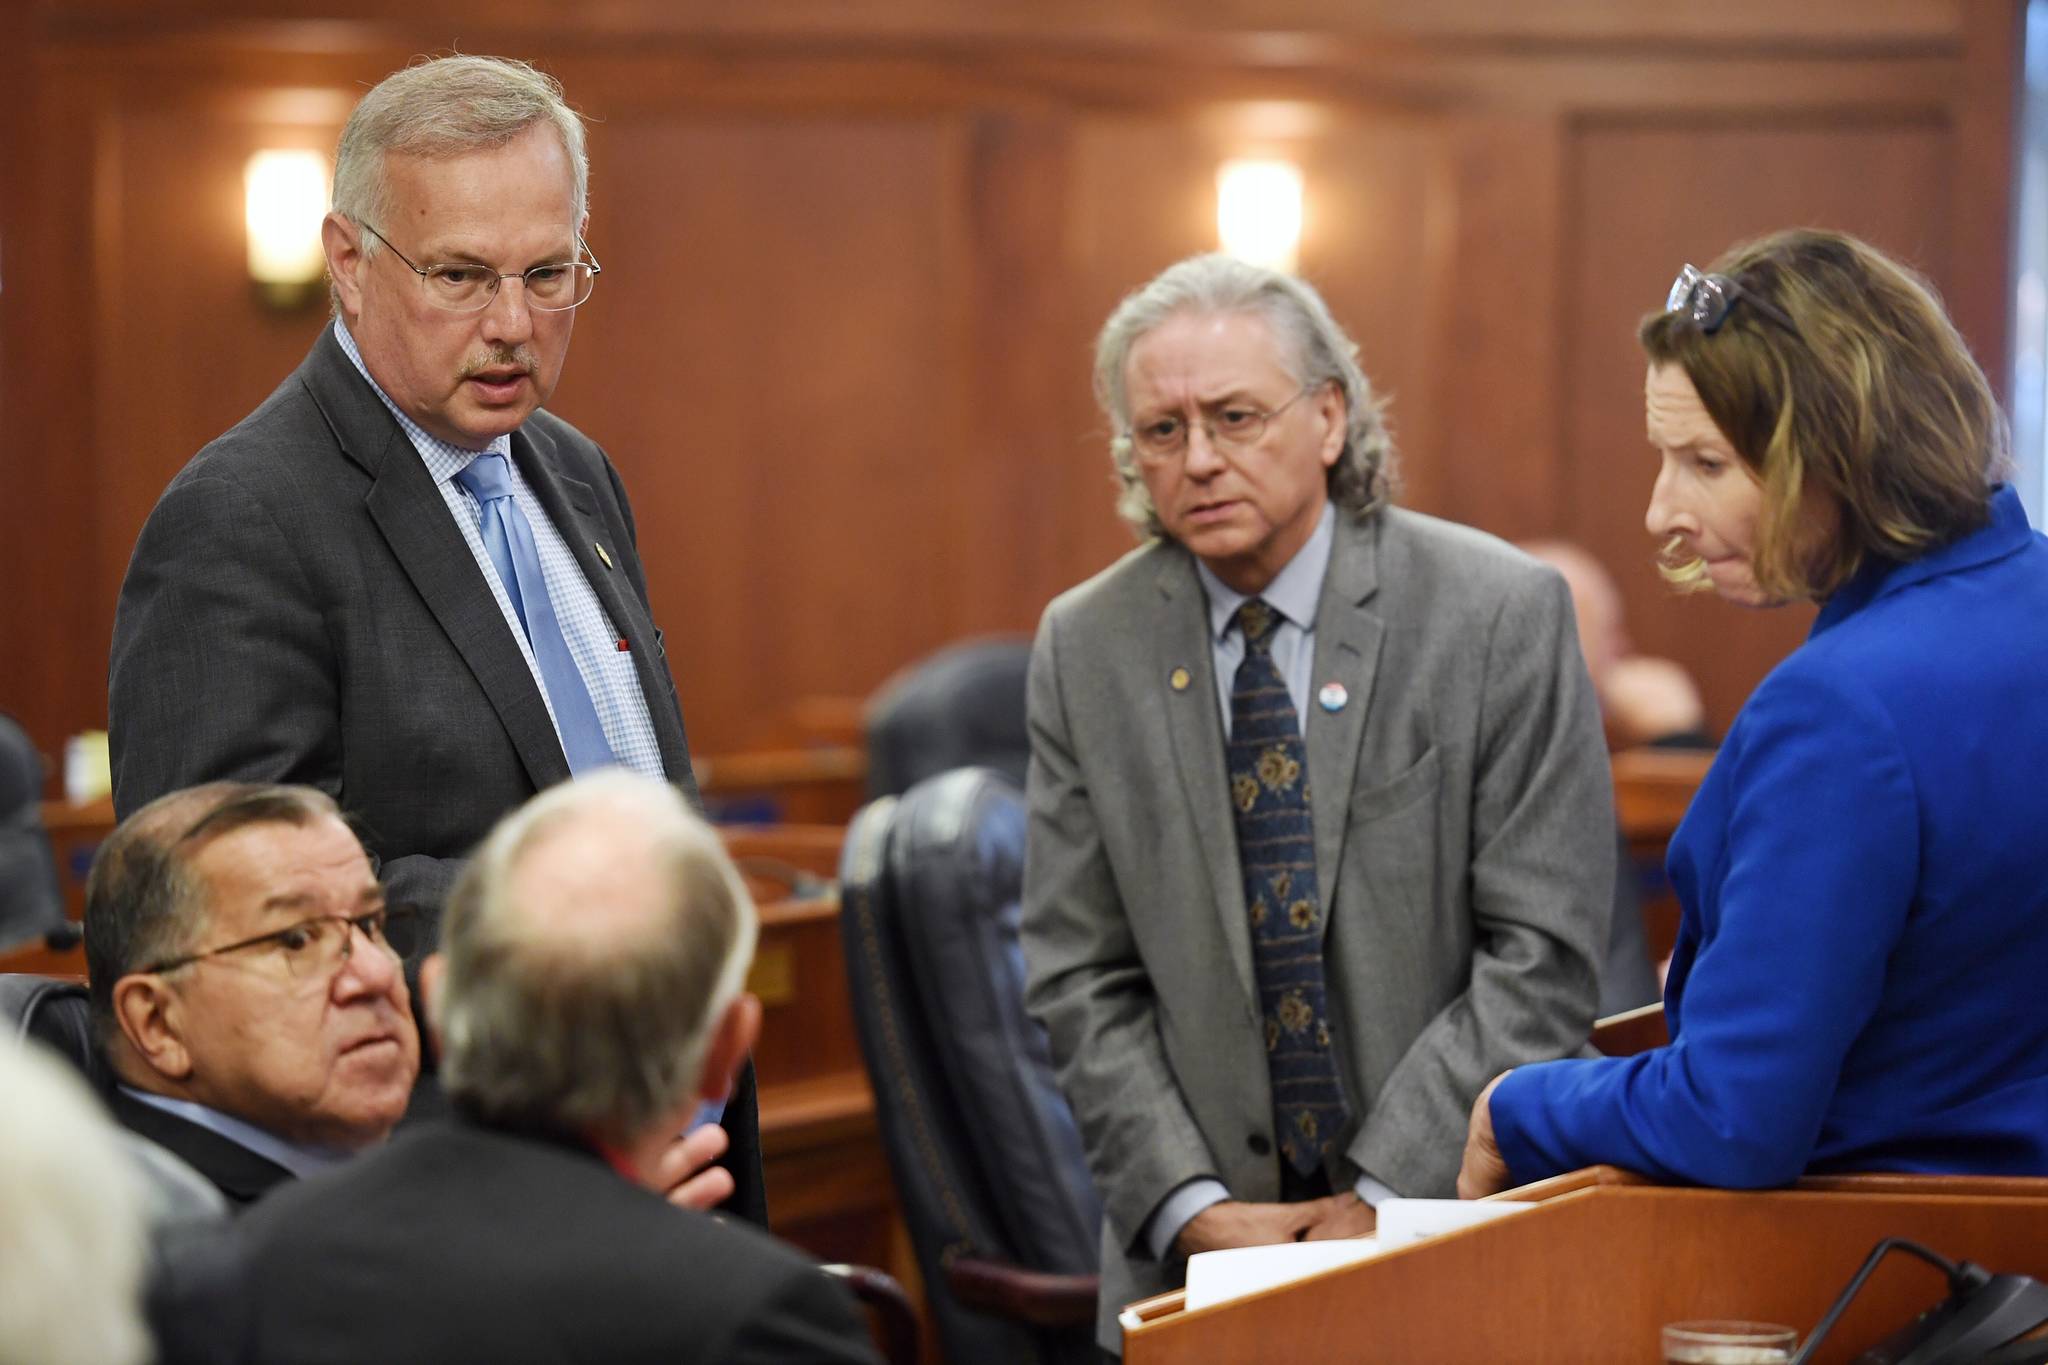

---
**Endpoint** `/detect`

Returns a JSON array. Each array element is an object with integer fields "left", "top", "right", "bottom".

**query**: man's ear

[
  {"left": 322, "top": 211, "right": 366, "bottom": 318},
  {"left": 112, "top": 974, "right": 192, "bottom": 1082},
  {"left": 1314, "top": 380, "right": 1348, "bottom": 470},
  {"left": 418, "top": 952, "right": 447, "bottom": 1058},
  {"left": 696, "top": 992, "right": 761, "bottom": 1103}
]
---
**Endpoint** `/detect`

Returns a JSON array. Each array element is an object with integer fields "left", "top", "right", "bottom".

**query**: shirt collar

[
  {"left": 330, "top": 317, "right": 510, "bottom": 488},
  {"left": 1812, "top": 484, "right": 2035, "bottom": 637},
  {"left": 1196, "top": 501, "right": 1337, "bottom": 642},
  {"left": 116, "top": 1086, "right": 353, "bottom": 1179}
]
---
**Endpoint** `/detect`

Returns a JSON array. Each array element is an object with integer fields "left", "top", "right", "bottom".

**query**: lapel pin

[
  {"left": 1318, "top": 682, "right": 1348, "bottom": 713},
  {"left": 1169, "top": 666, "right": 1192, "bottom": 692},
  {"left": 593, "top": 542, "right": 613, "bottom": 570}
]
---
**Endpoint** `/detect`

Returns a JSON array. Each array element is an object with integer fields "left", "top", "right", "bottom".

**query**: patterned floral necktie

[{"left": 1227, "top": 598, "right": 1351, "bottom": 1178}]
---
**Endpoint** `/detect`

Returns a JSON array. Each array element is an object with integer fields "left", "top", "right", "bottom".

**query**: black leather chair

[
  {"left": 0, "top": 714, "right": 73, "bottom": 953},
  {"left": 864, "top": 639, "right": 1031, "bottom": 800},
  {"left": 839, "top": 767, "right": 1099, "bottom": 1365},
  {"left": 2, "top": 974, "right": 104, "bottom": 1086}
]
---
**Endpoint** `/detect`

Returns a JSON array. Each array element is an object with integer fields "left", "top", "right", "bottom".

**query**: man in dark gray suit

[
  {"left": 1020, "top": 255, "right": 1613, "bottom": 1351},
  {"left": 108, "top": 55, "right": 761, "bottom": 1223}
]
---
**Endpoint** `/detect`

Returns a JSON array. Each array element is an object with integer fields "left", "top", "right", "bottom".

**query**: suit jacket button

[{"left": 1248, "top": 1134, "right": 1272, "bottom": 1157}]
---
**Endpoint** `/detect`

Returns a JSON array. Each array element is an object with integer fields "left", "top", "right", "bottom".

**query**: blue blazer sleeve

[{"left": 1491, "top": 664, "right": 1919, "bottom": 1188}]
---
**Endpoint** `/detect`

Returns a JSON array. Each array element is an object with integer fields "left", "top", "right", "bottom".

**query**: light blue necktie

[{"left": 454, "top": 452, "right": 616, "bottom": 774}]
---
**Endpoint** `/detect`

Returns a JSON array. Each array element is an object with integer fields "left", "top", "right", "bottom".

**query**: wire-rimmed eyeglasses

[
  {"left": 140, "top": 905, "right": 420, "bottom": 983},
  {"left": 361, "top": 223, "right": 601, "bottom": 313},
  {"left": 1124, "top": 383, "right": 1319, "bottom": 464},
  {"left": 1666, "top": 263, "right": 1798, "bottom": 336}
]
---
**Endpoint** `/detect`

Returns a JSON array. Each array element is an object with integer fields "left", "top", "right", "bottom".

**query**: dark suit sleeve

[
  {"left": 111, "top": 471, "right": 340, "bottom": 815},
  {"left": 719, "top": 1265, "right": 882, "bottom": 1365},
  {"left": 110, "top": 470, "right": 471, "bottom": 896},
  {"left": 718, "top": 1059, "right": 768, "bottom": 1226}
]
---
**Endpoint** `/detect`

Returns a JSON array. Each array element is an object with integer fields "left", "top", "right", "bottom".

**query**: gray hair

[
  {"left": 0, "top": 1040, "right": 150, "bottom": 1365},
  {"left": 331, "top": 55, "right": 589, "bottom": 267},
  {"left": 437, "top": 771, "right": 757, "bottom": 1141},
  {"left": 83, "top": 783, "right": 341, "bottom": 1047},
  {"left": 1093, "top": 253, "right": 1397, "bottom": 537}
]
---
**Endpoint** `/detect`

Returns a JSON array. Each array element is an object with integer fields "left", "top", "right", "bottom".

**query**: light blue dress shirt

[
  {"left": 332, "top": 320, "right": 664, "bottom": 780},
  {"left": 1143, "top": 503, "right": 1395, "bottom": 1263}
]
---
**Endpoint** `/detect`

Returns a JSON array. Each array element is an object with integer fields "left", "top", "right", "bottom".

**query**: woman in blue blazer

[{"left": 1459, "top": 228, "right": 2048, "bottom": 1195}]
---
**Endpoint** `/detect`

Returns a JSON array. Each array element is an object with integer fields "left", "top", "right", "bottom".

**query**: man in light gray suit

[{"left": 1021, "top": 254, "right": 1612, "bottom": 1351}]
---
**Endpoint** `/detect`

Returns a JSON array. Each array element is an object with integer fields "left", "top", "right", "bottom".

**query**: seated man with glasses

[
  {"left": 106, "top": 54, "right": 765, "bottom": 1223},
  {"left": 85, "top": 783, "right": 422, "bottom": 1207}
]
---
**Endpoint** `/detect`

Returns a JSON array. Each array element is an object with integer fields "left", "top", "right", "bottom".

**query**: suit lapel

[
  {"left": 1152, "top": 552, "right": 1257, "bottom": 1005},
  {"left": 299, "top": 330, "right": 569, "bottom": 792},
  {"left": 108, "top": 1089, "right": 295, "bottom": 1209},
  {"left": 510, "top": 427, "right": 691, "bottom": 778},
  {"left": 1306, "top": 512, "right": 1384, "bottom": 939}
]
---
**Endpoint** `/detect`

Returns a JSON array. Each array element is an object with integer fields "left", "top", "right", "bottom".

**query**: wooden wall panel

[
  {"left": 549, "top": 113, "right": 974, "bottom": 751},
  {"left": 0, "top": 1, "right": 2022, "bottom": 782}
]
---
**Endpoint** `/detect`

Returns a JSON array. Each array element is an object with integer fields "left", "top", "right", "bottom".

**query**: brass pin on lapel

[
  {"left": 593, "top": 542, "right": 613, "bottom": 570},
  {"left": 1169, "top": 666, "right": 1192, "bottom": 692}
]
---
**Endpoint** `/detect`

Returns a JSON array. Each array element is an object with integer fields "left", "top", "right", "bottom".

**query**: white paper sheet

[
  {"left": 1183, "top": 1237, "right": 1383, "bottom": 1311},
  {"left": 1179, "top": 1199, "right": 1535, "bottom": 1312},
  {"left": 1374, "top": 1196, "right": 1533, "bottom": 1248}
]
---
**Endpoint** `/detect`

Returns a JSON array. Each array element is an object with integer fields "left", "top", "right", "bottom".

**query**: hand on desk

[
  {"left": 657, "top": 1121, "right": 734, "bottom": 1212},
  {"left": 1299, "top": 1191, "right": 1377, "bottom": 1241},
  {"left": 1456, "top": 1071, "right": 1512, "bottom": 1200},
  {"left": 1176, "top": 1192, "right": 1377, "bottom": 1256},
  {"left": 1175, "top": 1200, "right": 1320, "bottom": 1256}
]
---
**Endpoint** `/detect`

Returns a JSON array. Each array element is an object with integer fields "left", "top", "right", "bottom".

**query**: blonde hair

[{"left": 1639, "top": 228, "right": 2006, "bottom": 602}]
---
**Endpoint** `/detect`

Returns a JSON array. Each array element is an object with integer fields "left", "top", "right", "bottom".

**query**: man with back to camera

[
  {"left": 180, "top": 771, "right": 881, "bottom": 1365},
  {"left": 107, "top": 54, "right": 762, "bottom": 1220},
  {"left": 1020, "top": 254, "right": 1613, "bottom": 1350}
]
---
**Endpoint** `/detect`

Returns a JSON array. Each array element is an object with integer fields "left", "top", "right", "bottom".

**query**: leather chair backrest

[
  {"left": 864, "top": 639, "right": 1030, "bottom": 799},
  {"left": 887, "top": 769, "right": 1101, "bottom": 1270},
  {"left": 840, "top": 768, "right": 1100, "bottom": 1365},
  {"left": 1, "top": 974, "right": 106, "bottom": 1090}
]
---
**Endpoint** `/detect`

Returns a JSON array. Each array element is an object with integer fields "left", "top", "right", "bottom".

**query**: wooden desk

[
  {"left": 697, "top": 746, "right": 867, "bottom": 826},
  {"left": 1123, "top": 1169, "right": 2048, "bottom": 1364},
  {"left": 1611, "top": 746, "right": 1713, "bottom": 965},
  {"left": 1612, "top": 746, "right": 1713, "bottom": 860}
]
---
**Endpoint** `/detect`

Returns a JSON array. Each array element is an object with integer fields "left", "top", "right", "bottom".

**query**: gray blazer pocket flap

[{"left": 1348, "top": 746, "right": 1441, "bottom": 821}]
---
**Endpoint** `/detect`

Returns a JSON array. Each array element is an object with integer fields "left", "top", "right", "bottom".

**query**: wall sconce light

[
  {"left": 1216, "top": 158, "right": 1305, "bottom": 273},
  {"left": 245, "top": 149, "right": 330, "bottom": 309}
]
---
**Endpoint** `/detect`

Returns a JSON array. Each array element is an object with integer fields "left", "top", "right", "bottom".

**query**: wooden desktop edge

[{"left": 1116, "top": 1166, "right": 2047, "bottom": 1333}]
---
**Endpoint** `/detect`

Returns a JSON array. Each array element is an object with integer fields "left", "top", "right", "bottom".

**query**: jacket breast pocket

[{"left": 1348, "top": 746, "right": 1441, "bottom": 823}]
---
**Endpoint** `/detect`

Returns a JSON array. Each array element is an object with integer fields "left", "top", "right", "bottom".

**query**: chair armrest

[
  {"left": 945, "top": 1257, "right": 1098, "bottom": 1328},
  {"left": 820, "top": 1263, "right": 919, "bottom": 1365}
]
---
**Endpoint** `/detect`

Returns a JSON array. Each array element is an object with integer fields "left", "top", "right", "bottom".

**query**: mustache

[{"left": 458, "top": 346, "right": 538, "bottom": 379}]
